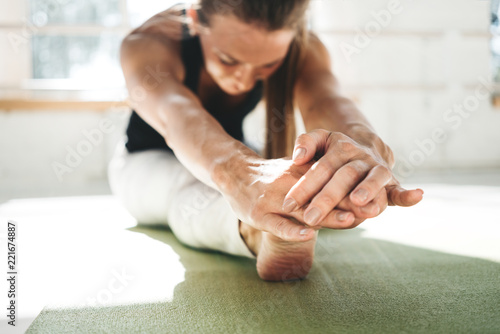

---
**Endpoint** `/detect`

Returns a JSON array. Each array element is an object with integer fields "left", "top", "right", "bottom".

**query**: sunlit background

[{"left": 0, "top": 1, "right": 499, "bottom": 332}]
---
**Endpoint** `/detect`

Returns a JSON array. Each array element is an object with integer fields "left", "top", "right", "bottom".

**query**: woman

[{"left": 108, "top": 0, "right": 423, "bottom": 281}]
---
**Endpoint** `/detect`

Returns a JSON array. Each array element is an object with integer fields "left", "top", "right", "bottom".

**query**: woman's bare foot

[{"left": 239, "top": 220, "right": 317, "bottom": 281}]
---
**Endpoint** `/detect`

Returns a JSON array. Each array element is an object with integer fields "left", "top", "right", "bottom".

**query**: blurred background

[{"left": 1, "top": 0, "right": 499, "bottom": 202}]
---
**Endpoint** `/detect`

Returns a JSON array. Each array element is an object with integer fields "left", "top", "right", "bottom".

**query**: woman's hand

[
  {"left": 281, "top": 129, "right": 424, "bottom": 227},
  {"left": 216, "top": 153, "right": 355, "bottom": 242}
]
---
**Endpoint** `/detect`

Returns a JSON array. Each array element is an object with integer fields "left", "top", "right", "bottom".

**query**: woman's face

[{"left": 192, "top": 12, "right": 296, "bottom": 95}]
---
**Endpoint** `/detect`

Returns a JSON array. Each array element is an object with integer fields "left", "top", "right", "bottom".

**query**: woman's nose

[{"left": 234, "top": 65, "right": 255, "bottom": 92}]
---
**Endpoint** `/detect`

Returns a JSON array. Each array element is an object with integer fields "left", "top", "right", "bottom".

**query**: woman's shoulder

[
  {"left": 123, "top": 5, "right": 191, "bottom": 82},
  {"left": 131, "top": 5, "right": 189, "bottom": 44},
  {"left": 296, "top": 31, "right": 332, "bottom": 78},
  {"left": 304, "top": 32, "right": 331, "bottom": 67}
]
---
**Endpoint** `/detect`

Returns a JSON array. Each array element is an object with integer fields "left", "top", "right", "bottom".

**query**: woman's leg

[{"left": 107, "top": 138, "right": 255, "bottom": 258}]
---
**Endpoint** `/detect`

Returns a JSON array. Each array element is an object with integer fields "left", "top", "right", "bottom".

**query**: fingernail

[
  {"left": 299, "top": 228, "right": 310, "bottom": 236},
  {"left": 282, "top": 198, "right": 297, "bottom": 213},
  {"left": 293, "top": 147, "right": 306, "bottom": 161},
  {"left": 337, "top": 212, "right": 348, "bottom": 221},
  {"left": 360, "top": 205, "right": 371, "bottom": 214},
  {"left": 353, "top": 188, "right": 369, "bottom": 202},
  {"left": 361, "top": 205, "right": 379, "bottom": 215},
  {"left": 305, "top": 208, "right": 321, "bottom": 226}
]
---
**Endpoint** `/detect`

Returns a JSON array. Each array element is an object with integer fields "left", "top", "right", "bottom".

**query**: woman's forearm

[
  {"left": 160, "top": 92, "right": 260, "bottom": 191},
  {"left": 302, "top": 94, "right": 371, "bottom": 134},
  {"left": 294, "top": 34, "right": 394, "bottom": 166},
  {"left": 302, "top": 94, "right": 394, "bottom": 166}
]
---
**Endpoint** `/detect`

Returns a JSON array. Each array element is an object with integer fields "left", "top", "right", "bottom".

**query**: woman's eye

[
  {"left": 263, "top": 61, "right": 281, "bottom": 69},
  {"left": 219, "top": 58, "right": 237, "bottom": 66},
  {"left": 263, "top": 63, "right": 278, "bottom": 69}
]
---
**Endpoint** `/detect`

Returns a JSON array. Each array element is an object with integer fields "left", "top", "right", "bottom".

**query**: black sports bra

[{"left": 124, "top": 10, "right": 264, "bottom": 154}]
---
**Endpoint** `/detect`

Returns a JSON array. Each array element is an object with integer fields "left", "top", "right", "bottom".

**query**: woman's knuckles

[
  {"left": 342, "top": 163, "right": 366, "bottom": 181},
  {"left": 295, "top": 133, "right": 314, "bottom": 147}
]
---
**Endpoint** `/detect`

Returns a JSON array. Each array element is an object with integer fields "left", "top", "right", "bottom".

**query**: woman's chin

[
  {"left": 218, "top": 80, "right": 252, "bottom": 96},
  {"left": 221, "top": 84, "right": 243, "bottom": 96}
]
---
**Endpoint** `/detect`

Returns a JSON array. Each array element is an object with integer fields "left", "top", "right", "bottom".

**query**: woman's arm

[
  {"left": 121, "top": 28, "right": 244, "bottom": 189},
  {"left": 294, "top": 33, "right": 391, "bottom": 161},
  {"left": 284, "top": 33, "right": 423, "bottom": 228},
  {"left": 120, "top": 16, "right": 325, "bottom": 241}
]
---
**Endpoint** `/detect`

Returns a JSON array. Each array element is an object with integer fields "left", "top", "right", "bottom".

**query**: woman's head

[{"left": 189, "top": 0, "right": 310, "bottom": 95}]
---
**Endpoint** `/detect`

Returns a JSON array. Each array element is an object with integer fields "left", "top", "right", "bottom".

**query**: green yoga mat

[
  {"left": 27, "top": 223, "right": 500, "bottom": 333},
  {"left": 1, "top": 184, "right": 494, "bottom": 333}
]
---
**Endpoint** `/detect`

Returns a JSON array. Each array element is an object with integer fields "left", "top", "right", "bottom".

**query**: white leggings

[{"left": 107, "top": 138, "right": 255, "bottom": 258}]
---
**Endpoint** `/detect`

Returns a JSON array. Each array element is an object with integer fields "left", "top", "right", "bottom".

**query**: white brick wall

[
  {"left": 311, "top": 0, "right": 489, "bottom": 33},
  {"left": 311, "top": 0, "right": 500, "bottom": 177},
  {"left": 0, "top": 109, "right": 130, "bottom": 192}
]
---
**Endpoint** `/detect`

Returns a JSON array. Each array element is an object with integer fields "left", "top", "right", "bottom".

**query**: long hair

[{"left": 197, "top": 0, "right": 310, "bottom": 159}]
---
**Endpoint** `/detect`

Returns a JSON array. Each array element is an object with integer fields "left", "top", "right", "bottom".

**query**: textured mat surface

[{"left": 1, "top": 184, "right": 499, "bottom": 333}]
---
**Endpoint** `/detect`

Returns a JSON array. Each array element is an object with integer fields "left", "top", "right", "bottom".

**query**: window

[
  {"left": 25, "top": 0, "right": 182, "bottom": 88},
  {"left": 29, "top": 0, "right": 122, "bottom": 26}
]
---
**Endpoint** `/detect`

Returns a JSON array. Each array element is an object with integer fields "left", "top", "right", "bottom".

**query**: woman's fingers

[
  {"left": 283, "top": 128, "right": 423, "bottom": 229},
  {"left": 349, "top": 164, "right": 393, "bottom": 206},
  {"left": 291, "top": 129, "right": 332, "bottom": 165},
  {"left": 319, "top": 188, "right": 388, "bottom": 229},
  {"left": 282, "top": 158, "right": 342, "bottom": 213},
  {"left": 316, "top": 209, "right": 356, "bottom": 229},
  {"left": 349, "top": 187, "right": 388, "bottom": 221},
  {"left": 261, "top": 213, "right": 315, "bottom": 242},
  {"left": 387, "top": 185, "right": 424, "bottom": 207},
  {"left": 302, "top": 160, "right": 370, "bottom": 226}
]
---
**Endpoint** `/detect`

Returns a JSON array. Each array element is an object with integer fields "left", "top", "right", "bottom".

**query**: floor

[{"left": 0, "top": 170, "right": 499, "bottom": 333}]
